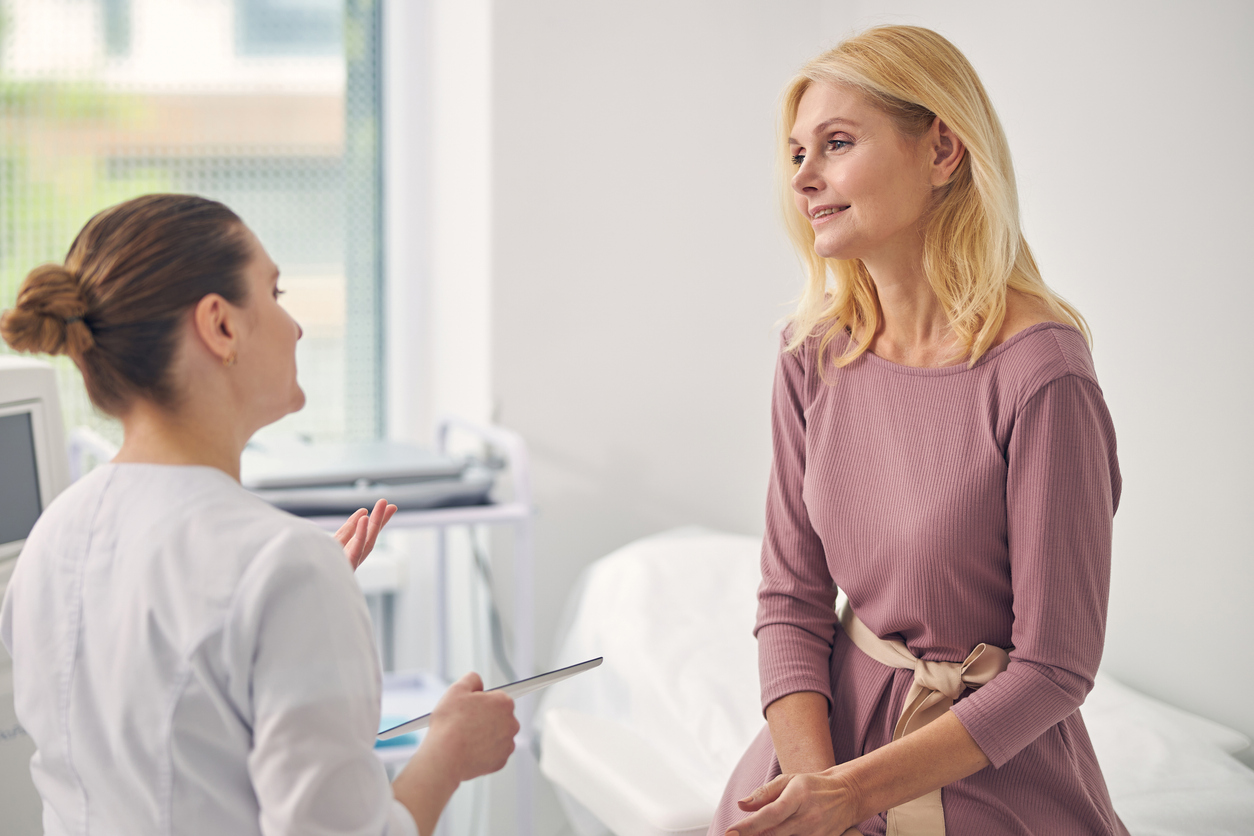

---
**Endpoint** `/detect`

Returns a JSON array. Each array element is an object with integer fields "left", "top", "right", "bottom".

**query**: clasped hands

[{"left": 728, "top": 768, "right": 865, "bottom": 836}]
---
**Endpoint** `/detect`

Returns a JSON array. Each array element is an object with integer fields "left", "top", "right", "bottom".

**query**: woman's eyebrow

[{"left": 788, "top": 116, "right": 861, "bottom": 145}]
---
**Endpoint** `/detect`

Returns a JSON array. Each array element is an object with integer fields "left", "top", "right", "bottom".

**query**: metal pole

[
  {"left": 513, "top": 516, "right": 536, "bottom": 836},
  {"left": 435, "top": 525, "right": 448, "bottom": 682}
]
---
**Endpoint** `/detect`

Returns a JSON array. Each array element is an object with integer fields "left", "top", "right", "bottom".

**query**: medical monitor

[
  {"left": 0, "top": 356, "right": 69, "bottom": 834},
  {"left": 0, "top": 356, "right": 70, "bottom": 564}
]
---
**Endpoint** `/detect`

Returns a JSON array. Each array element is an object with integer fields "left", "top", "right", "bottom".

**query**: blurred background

[
  {"left": 0, "top": 0, "right": 382, "bottom": 445},
  {"left": 1, "top": 1, "right": 1250, "bottom": 834}
]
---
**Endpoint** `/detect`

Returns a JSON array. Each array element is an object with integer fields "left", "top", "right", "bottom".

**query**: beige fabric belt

[{"left": 836, "top": 600, "right": 1011, "bottom": 836}]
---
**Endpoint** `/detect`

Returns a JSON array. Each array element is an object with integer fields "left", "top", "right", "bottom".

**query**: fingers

[
  {"left": 334, "top": 508, "right": 368, "bottom": 547},
  {"left": 340, "top": 499, "right": 398, "bottom": 570},
  {"left": 349, "top": 500, "right": 398, "bottom": 568},
  {"left": 483, "top": 689, "right": 517, "bottom": 724},
  {"left": 361, "top": 498, "right": 391, "bottom": 555},
  {"left": 737, "top": 773, "right": 792, "bottom": 811},
  {"left": 365, "top": 498, "right": 388, "bottom": 541},
  {"left": 345, "top": 514, "right": 369, "bottom": 569},
  {"left": 454, "top": 671, "right": 485, "bottom": 693},
  {"left": 726, "top": 789, "right": 799, "bottom": 836}
]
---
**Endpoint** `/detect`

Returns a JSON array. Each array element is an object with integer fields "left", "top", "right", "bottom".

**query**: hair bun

[{"left": 0, "top": 263, "right": 95, "bottom": 357}]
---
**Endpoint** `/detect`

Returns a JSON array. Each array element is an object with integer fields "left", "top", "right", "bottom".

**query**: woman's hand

[
  {"left": 731, "top": 712, "right": 990, "bottom": 836},
  {"left": 333, "top": 498, "right": 397, "bottom": 570},
  {"left": 392, "top": 673, "right": 519, "bottom": 835},
  {"left": 423, "top": 672, "right": 519, "bottom": 781},
  {"left": 727, "top": 769, "right": 864, "bottom": 836}
]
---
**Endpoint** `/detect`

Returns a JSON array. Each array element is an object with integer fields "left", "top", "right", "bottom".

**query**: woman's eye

[
  {"left": 274, "top": 288, "right": 286, "bottom": 300},
  {"left": 829, "top": 139, "right": 851, "bottom": 151},
  {"left": 791, "top": 153, "right": 805, "bottom": 166}
]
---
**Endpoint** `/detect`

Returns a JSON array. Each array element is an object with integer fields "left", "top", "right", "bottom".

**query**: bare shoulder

[{"left": 993, "top": 289, "right": 1067, "bottom": 346}]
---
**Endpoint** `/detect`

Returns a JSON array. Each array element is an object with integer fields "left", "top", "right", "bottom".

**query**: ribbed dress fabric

[{"left": 709, "top": 322, "right": 1128, "bottom": 836}]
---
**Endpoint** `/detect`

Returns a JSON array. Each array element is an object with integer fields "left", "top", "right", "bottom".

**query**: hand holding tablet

[{"left": 378, "top": 657, "right": 604, "bottom": 740}]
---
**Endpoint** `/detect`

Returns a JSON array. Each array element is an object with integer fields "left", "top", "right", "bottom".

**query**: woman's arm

[
  {"left": 392, "top": 673, "right": 518, "bottom": 836},
  {"left": 238, "top": 530, "right": 424, "bottom": 835},
  {"left": 765, "top": 691, "right": 836, "bottom": 774},
  {"left": 729, "top": 711, "right": 989, "bottom": 835},
  {"left": 949, "top": 373, "right": 1119, "bottom": 766},
  {"left": 755, "top": 334, "right": 842, "bottom": 762}
]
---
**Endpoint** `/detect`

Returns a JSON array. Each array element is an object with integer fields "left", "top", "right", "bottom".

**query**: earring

[{"left": 223, "top": 352, "right": 237, "bottom": 368}]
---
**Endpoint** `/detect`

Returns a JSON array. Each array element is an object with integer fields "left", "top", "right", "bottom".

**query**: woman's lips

[{"left": 810, "top": 206, "right": 849, "bottom": 225}]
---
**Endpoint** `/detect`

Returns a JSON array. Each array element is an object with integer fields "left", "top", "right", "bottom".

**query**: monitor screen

[{"left": 0, "top": 411, "right": 42, "bottom": 545}]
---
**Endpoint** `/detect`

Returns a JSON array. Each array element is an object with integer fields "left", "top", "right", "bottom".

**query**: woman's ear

[
  {"left": 191, "top": 293, "right": 239, "bottom": 366},
  {"left": 930, "top": 119, "right": 965, "bottom": 186}
]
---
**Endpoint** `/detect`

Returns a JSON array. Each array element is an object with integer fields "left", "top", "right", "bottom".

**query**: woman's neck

[
  {"left": 861, "top": 250, "right": 961, "bottom": 368},
  {"left": 114, "top": 400, "right": 247, "bottom": 481}
]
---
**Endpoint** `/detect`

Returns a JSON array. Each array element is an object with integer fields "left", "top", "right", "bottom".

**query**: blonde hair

[{"left": 780, "top": 25, "right": 1087, "bottom": 370}]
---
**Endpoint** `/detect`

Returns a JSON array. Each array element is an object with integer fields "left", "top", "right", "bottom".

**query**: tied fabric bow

[{"left": 837, "top": 601, "right": 1011, "bottom": 836}]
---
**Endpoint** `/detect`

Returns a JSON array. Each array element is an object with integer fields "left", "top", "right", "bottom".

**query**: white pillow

[
  {"left": 1083, "top": 672, "right": 1254, "bottom": 835},
  {"left": 1088, "top": 674, "right": 1249, "bottom": 755}
]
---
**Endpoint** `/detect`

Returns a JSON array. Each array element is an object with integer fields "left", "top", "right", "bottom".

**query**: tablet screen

[{"left": 378, "top": 657, "right": 603, "bottom": 740}]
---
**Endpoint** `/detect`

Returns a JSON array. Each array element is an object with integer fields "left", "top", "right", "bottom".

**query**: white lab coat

[{"left": 0, "top": 464, "right": 417, "bottom": 836}]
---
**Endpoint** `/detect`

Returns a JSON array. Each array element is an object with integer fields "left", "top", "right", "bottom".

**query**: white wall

[
  {"left": 815, "top": 0, "right": 1254, "bottom": 752},
  {"left": 386, "top": 0, "right": 494, "bottom": 444},
  {"left": 489, "top": 0, "right": 824, "bottom": 681}
]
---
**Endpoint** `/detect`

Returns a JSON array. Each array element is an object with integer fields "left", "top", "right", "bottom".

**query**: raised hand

[{"left": 334, "top": 498, "right": 398, "bottom": 570}]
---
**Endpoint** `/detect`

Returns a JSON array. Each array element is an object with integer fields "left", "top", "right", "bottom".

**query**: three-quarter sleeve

[
  {"left": 951, "top": 372, "right": 1121, "bottom": 768},
  {"left": 754, "top": 336, "right": 841, "bottom": 713},
  {"left": 225, "top": 527, "right": 418, "bottom": 836}
]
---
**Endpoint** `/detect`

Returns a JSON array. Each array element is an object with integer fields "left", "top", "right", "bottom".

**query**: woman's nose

[{"left": 791, "top": 156, "right": 822, "bottom": 194}]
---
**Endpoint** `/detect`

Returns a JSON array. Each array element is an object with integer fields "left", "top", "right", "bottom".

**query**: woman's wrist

[
  {"left": 821, "top": 762, "right": 869, "bottom": 831},
  {"left": 828, "top": 711, "right": 990, "bottom": 824},
  {"left": 392, "top": 744, "right": 461, "bottom": 836}
]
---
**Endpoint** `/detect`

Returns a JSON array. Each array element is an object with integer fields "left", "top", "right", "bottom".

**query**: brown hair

[{"left": 0, "top": 194, "right": 251, "bottom": 415}]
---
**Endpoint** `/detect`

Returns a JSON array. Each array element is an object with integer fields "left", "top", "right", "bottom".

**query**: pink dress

[{"left": 710, "top": 322, "right": 1128, "bottom": 836}]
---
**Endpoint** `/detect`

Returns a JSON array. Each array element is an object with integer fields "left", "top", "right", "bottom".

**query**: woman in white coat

[{"left": 0, "top": 193, "right": 516, "bottom": 836}]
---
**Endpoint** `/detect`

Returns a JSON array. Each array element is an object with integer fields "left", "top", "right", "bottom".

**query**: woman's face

[
  {"left": 789, "top": 83, "right": 936, "bottom": 265},
  {"left": 233, "top": 228, "right": 305, "bottom": 425}
]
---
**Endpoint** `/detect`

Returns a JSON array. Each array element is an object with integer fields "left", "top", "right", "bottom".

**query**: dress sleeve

[
  {"left": 755, "top": 335, "right": 840, "bottom": 713},
  {"left": 226, "top": 526, "right": 418, "bottom": 836},
  {"left": 951, "top": 373, "right": 1121, "bottom": 768}
]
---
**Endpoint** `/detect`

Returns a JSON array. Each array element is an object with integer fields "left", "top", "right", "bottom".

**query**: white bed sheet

[{"left": 537, "top": 529, "right": 1254, "bottom": 836}]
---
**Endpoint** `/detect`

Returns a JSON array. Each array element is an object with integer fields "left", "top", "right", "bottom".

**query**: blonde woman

[{"left": 713, "top": 27, "right": 1126, "bottom": 836}]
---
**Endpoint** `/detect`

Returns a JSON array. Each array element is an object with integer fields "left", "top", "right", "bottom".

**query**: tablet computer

[{"left": 377, "top": 657, "right": 603, "bottom": 740}]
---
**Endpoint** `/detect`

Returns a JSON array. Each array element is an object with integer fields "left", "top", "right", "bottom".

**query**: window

[
  {"left": 101, "top": 0, "right": 130, "bottom": 57},
  {"left": 0, "top": 0, "right": 383, "bottom": 445},
  {"left": 236, "top": 0, "right": 343, "bottom": 56}
]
